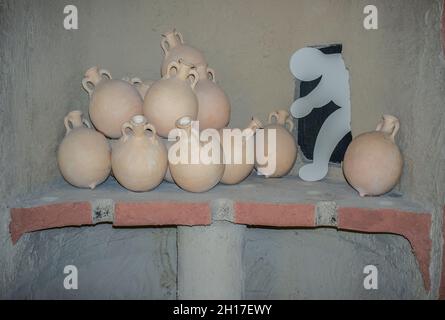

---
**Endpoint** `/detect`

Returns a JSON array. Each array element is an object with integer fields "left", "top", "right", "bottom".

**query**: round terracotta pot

[
  {"left": 220, "top": 118, "right": 263, "bottom": 185},
  {"left": 194, "top": 64, "right": 231, "bottom": 130},
  {"left": 143, "top": 60, "right": 199, "bottom": 138},
  {"left": 160, "top": 29, "right": 206, "bottom": 77},
  {"left": 82, "top": 67, "right": 143, "bottom": 139},
  {"left": 169, "top": 116, "right": 225, "bottom": 192},
  {"left": 111, "top": 115, "right": 167, "bottom": 192},
  {"left": 255, "top": 110, "right": 297, "bottom": 178},
  {"left": 343, "top": 115, "right": 403, "bottom": 197},
  {"left": 58, "top": 110, "right": 111, "bottom": 189}
]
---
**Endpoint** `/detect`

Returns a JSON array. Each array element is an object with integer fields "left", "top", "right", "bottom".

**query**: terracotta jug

[
  {"left": 220, "top": 118, "right": 263, "bottom": 185},
  {"left": 169, "top": 116, "right": 225, "bottom": 192},
  {"left": 255, "top": 110, "right": 297, "bottom": 178},
  {"left": 343, "top": 115, "right": 403, "bottom": 197},
  {"left": 82, "top": 67, "right": 143, "bottom": 138},
  {"left": 194, "top": 64, "right": 231, "bottom": 130},
  {"left": 143, "top": 60, "right": 199, "bottom": 138},
  {"left": 57, "top": 110, "right": 111, "bottom": 189},
  {"left": 111, "top": 115, "right": 167, "bottom": 192},
  {"left": 160, "top": 29, "right": 206, "bottom": 77},
  {"left": 129, "top": 77, "right": 153, "bottom": 100}
]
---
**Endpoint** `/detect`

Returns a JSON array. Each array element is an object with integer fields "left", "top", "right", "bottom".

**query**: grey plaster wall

[
  {"left": 244, "top": 228, "right": 426, "bottom": 300},
  {"left": 6, "top": 225, "right": 177, "bottom": 300},
  {"left": 0, "top": 0, "right": 444, "bottom": 299}
]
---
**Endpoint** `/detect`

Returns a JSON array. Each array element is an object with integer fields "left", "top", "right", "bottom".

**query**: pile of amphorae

[{"left": 57, "top": 29, "right": 298, "bottom": 193}]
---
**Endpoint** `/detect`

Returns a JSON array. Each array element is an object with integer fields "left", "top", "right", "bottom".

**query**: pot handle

[
  {"left": 268, "top": 111, "right": 279, "bottom": 124},
  {"left": 121, "top": 121, "right": 133, "bottom": 142},
  {"left": 144, "top": 123, "right": 158, "bottom": 143},
  {"left": 64, "top": 115, "right": 73, "bottom": 135},
  {"left": 166, "top": 61, "right": 180, "bottom": 79},
  {"left": 64, "top": 114, "right": 91, "bottom": 135},
  {"left": 391, "top": 120, "right": 400, "bottom": 141},
  {"left": 99, "top": 68, "right": 112, "bottom": 80},
  {"left": 82, "top": 69, "right": 112, "bottom": 96},
  {"left": 207, "top": 67, "right": 216, "bottom": 83},
  {"left": 81, "top": 78, "right": 94, "bottom": 97},
  {"left": 175, "top": 30, "right": 184, "bottom": 44},
  {"left": 285, "top": 117, "right": 294, "bottom": 132},
  {"left": 161, "top": 38, "right": 170, "bottom": 54},
  {"left": 188, "top": 69, "right": 199, "bottom": 89},
  {"left": 82, "top": 118, "right": 92, "bottom": 129}
]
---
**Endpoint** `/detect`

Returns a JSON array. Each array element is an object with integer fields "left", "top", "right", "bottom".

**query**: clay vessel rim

[
  {"left": 162, "top": 28, "right": 177, "bottom": 37},
  {"left": 176, "top": 116, "right": 192, "bottom": 128},
  {"left": 131, "top": 115, "right": 147, "bottom": 125},
  {"left": 84, "top": 66, "right": 100, "bottom": 76}
]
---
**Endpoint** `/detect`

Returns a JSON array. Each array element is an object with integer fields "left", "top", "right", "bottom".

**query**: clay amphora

[
  {"left": 169, "top": 116, "right": 225, "bottom": 192},
  {"left": 220, "top": 118, "right": 263, "bottom": 185},
  {"left": 143, "top": 60, "right": 199, "bottom": 138},
  {"left": 255, "top": 110, "right": 297, "bottom": 178},
  {"left": 160, "top": 29, "right": 206, "bottom": 76},
  {"left": 343, "top": 115, "right": 403, "bottom": 197},
  {"left": 58, "top": 111, "right": 111, "bottom": 189},
  {"left": 82, "top": 67, "right": 143, "bottom": 138},
  {"left": 111, "top": 115, "right": 167, "bottom": 192},
  {"left": 194, "top": 64, "right": 231, "bottom": 130}
]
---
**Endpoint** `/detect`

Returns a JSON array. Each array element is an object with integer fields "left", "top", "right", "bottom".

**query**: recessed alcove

[{"left": 1, "top": 0, "right": 444, "bottom": 300}]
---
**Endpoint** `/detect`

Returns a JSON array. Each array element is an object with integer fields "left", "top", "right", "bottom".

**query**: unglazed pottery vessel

[
  {"left": 255, "top": 110, "right": 297, "bottom": 178},
  {"left": 111, "top": 115, "right": 167, "bottom": 192},
  {"left": 160, "top": 29, "right": 206, "bottom": 76},
  {"left": 169, "top": 116, "right": 225, "bottom": 192},
  {"left": 143, "top": 60, "right": 199, "bottom": 138},
  {"left": 82, "top": 67, "right": 143, "bottom": 138},
  {"left": 220, "top": 118, "right": 263, "bottom": 185},
  {"left": 343, "top": 115, "right": 403, "bottom": 197},
  {"left": 194, "top": 64, "right": 231, "bottom": 130},
  {"left": 58, "top": 111, "right": 111, "bottom": 189}
]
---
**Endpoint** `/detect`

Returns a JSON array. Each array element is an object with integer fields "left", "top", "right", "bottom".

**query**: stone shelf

[{"left": 9, "top": 175, "right": 432, "bottom": 291}]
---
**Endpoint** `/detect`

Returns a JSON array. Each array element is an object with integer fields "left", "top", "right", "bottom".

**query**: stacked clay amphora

[
  {"left": 57, "top": 110, "right": 111, "bottom": 189},
  {"left": 143, "top": 60, "right": 199, "bottom": 138},
  {"left": 82, "top": 67, "right": 143, "bottom": 138},
  {"left": 169, "top": 116, "right": 225, "bottom": 192},
  {"left": 220, "top": 118, "right": 263, "bottom": 185},
  {"left": 111, "top": 115, "right": 167, "bottom": 192},
  {"left": 194, "top": 64, "right": 231, "bottom": 130},
  {"left": 343, "top": 115, "right": 403, "bottom": 197},
  {"left": 160, "top": 29, "right": 206, "bottom": 77},
  {"left": 255, "top": 110, "right": 297, "bottom": 178}
]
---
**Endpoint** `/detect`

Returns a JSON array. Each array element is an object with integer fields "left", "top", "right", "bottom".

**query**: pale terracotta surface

[
  {"left": 57, "top": 110, "right": 111, "bottom": 189},
  {"left": 143, "top": 60, "right": 199, "bottom": 138},
  {"left": 343, "top": 115, "right": 404, "bottom": 197},
  {"left": 255, "top": 110, "right": 297, "bottom": 178},
  {"left": 194, "top": 64, "right": 231, "bottom": 130},
  {"left": 169, "top": 116, "right": 225, "bottom": 192},
  {"left": 82, "top": 67, "right": 143, "bottom": 138},
  {"left": 220, "top": 117, "right": 263, "bottom": 185},
  {"left": 160, "top": 29, "right": 206, "bottom": 76},
  {"left": 111, "top": 115, "right": 167, "bottom": 192}
]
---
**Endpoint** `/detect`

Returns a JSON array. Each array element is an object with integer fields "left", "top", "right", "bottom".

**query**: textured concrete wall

[
  {"left": 1, "top": 0, "right": 444, "bottom": 299},
  {"left": 244, "top": 228, "right": 427, "bottom": 299}
]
